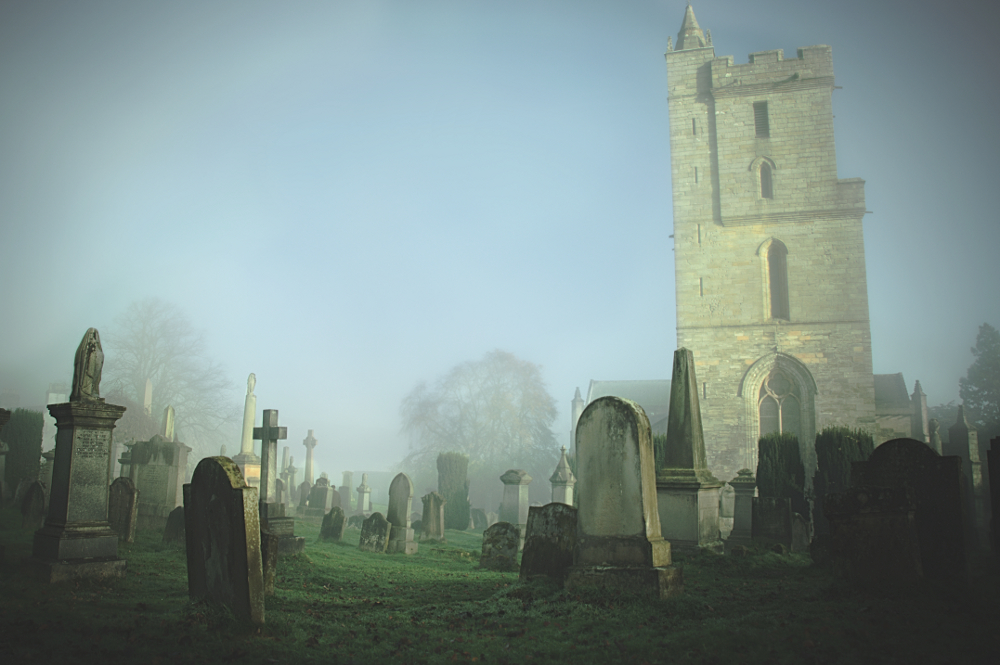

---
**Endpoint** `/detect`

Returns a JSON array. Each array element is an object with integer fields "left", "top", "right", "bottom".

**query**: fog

[{"left": 2, "top": 0, "right": 998, "bottom": 481}]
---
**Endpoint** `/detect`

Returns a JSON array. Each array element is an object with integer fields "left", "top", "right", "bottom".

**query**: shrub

[
  {"left": 812, "top": 426, "right": 873, "bottom": 535},
  {"left": 437, "top": 452, "right": 471, "bottom": 530},
  {"left": 756, "top": 431, "right": 807, "bottom": 518},
  {"left": 1, "top": 409, "right": 44, "bottom": 487}
]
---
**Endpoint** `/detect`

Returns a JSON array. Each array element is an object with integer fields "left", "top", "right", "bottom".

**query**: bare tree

[
  {"left": 102, "top": 298, "right": 240, "bottom": 460},
  {"left": 400, "top": 350, "right": 559, "bottom": 509}
]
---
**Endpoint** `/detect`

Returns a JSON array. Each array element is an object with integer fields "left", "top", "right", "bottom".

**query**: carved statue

[{"left": 70, "top": 328, "right": 104, "bottom": 401}]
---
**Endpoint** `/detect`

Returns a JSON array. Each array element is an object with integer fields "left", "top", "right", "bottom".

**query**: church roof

[
  {"left": 874, "top": 373, "right": 911, "bottom": 410},
  {"left": 586, "top": 379, "right": 671, "bottom": 431},
  {"left": 675, "top": 5, "right": 707, "bottom": 51}
]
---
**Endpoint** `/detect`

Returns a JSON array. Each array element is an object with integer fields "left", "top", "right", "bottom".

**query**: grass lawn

[{"left": 2, "top": 507, "right": 999, "bottom": 664}]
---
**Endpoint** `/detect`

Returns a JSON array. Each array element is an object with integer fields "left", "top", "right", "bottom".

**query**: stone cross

[
  {"left": 253, "top": 409, "right": 287, "bottom": 509},
  {"left": 302, "top": 430, "right": 318, "bottom": 486}
]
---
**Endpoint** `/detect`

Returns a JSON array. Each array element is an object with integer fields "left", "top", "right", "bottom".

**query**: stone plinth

[
  {"left": 565, "top": 396, "right": 682, "bottom": 599},
  {"left": 32, "top": 399, "right": 127, "bottom": 582},
  {"left": 726, "top": 469, "right": 756, "bottom": 550},
  {"left": 499, "top": 469, "right": 531, "bottom": 549}
]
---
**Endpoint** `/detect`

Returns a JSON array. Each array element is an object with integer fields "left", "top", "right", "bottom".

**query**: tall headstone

[
  {"left": 549, "top": 447, "right": 576, "bottom": 506},
  {"left": 39, "top": 449, "right": 55, "bottom": 503},
  {"left": 519, "top": 503, "right": 577, "bottom": 581},
  {"left": 302, "top": 430, "right": 318, "bottom": 487},
  {"left": 498, "top": 469, "right": 531, "bottom": 549},
  {"left": 253, "top": 410, "right": 303, "bottom": 555},
  {"left": 386, "top": 472, "right": 417, "bottom": 554},
  {"left": 565, "top": 396, "right": 683, "bottom": 598},
  {"left": 183, "top": 456, "right": 264, "bottom": 625},
  {"left": 320, "top": 506, "right": 346, "bottom": 542},
  {"left": 947, "top": 407, "right": 986, "bottom": 546},
  {"left": 21, "top": 481, "right": 46, "bottom": 530},
  {"left": 726, "top": 469, "right": 756, "bottom": 550},
  {"left": 32, "top": 328, "right": 127, "bottom": 582},
  {"left": 286, "top": 457, "right": 298, "bottom": 505},
  {"left": 339, "top": 471, "right": 353, "bottom": 512},
  {"left": 108, "top": 477, "right": 139, "bottom": 543},
  {"left": 911, "top": 381, "right": 930, "bottom": 444},
  {"left": 421, "top": 491, "right": 446, "bottom": 542},
  {"left": 358, "top": 512, "right": 391, "bottom": 553},
  {"left": 252, "top": 409, "right": 287, "bottom": 514},
  {"left": 655, "top": 348, "right": 723, "bottom": 554},
  {"left": 129, "top": 432, "right": 191, "bottom": 531},
  {"left": 356, "top": 473, "right": 372, "bottom": 515},
  {"left": 232, "top": 374, "right": 261, "bottom": 488}
]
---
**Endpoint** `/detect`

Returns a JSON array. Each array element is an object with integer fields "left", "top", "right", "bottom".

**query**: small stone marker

[
  {"left": 21, "top": 481, "right": 46, "bottom": 530},
  {"left": 519, "top": 503, "right": 577, "bottom": 581},
  {"left": 162, "top": 506, "right": 185, "bottom": 544},
  {"left": 358, "top": 512, "right": 391, "bottom": 553},
  {"left": 183, "top": 456, "right": 264, "bottom": 625},
  {"left": 108, "top": 477, "right": 139, "bottom": 543},
  {"left": 320, "top": 506, "right": 346, "bottom": 542},
  {"left": 565, "top": 396, "right": 682, "bottom": 598},
  {"left": 480, "top": 522, "right": 520, "bottom": 571},
  {"left": 421, "top": 491, "right": 446, "bottom": 542},
  {"left": 386, "top": 472, "right": 418, "bottom": 554}
]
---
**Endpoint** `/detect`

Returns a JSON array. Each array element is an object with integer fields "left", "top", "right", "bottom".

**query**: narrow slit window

[
  {"left": 699, "top": 277, "right": 704, "bottom": 297},
  {"left": 692, "top": 118, "right": 697, "bottom": 135},
  {"left": 695, "top": 166, "right": 699, "bottom": 183},
  {"left": 753, "top": 101, "right": 770, "bottom": 138},
  {"left": 768, "top": 242, "right": 790, "bottom": 320},
  {"left": 760, "top": 162, "right": 773, "bottom": 199}
]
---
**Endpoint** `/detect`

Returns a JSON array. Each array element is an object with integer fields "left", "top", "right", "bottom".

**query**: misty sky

[{"left": 2, "top": 0, "right": 998, "bottom": 478}]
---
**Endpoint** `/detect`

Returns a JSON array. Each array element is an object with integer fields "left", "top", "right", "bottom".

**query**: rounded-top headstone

[
  {"left": 387, "top": 472, "right": 414, "bottom": 528},
  {"left": 480, "top": 521, "right": 520, "bottom": 571}
]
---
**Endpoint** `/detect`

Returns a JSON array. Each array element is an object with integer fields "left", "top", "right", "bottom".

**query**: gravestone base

[
  {"left": 565, "top": 564, "right": 683, "bottom": 599},
  {"left": 265, "top": 516, "right": 305, "bottom": 556},
  {"left": 32, "top": 556, "right": 127, "bottom": 583},
  {"left": 387, "top": 526, "right": 417, "bottom": 554},
  {"left": 656, "top": 474, "right": 723, "bottom": 554},
  {"left": 33, "top": 523, "right": 119, "bottom": 561}
]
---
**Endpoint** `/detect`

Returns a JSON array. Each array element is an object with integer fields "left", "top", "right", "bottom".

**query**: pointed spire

[
  {"left": 955, "top": 405, "right": 970, "bottom": 427},
  {"left": 675, "top": 4, "right": 707, "bottom": 51},
  {"left": 912, "top": 380, "right": 925, "bottom": 396},
  {"left": 573, "top": 387, "right": 582, "bottom": 401}
]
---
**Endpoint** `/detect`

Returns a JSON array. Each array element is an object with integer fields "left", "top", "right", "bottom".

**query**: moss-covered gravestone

[
  {"left": 183, "top": 456, "right": 264, "bottom": 625},
  {"left": 480, "top": 522, "right": 519, "bottom": 571},
  {"left": 320, "top": 506, "right": 346, "bottom": 541},
  {"left": 420, "top": 491, "right": 446, "bottom": 542},
  {"left": 519, "top": 503, "right": 577, "bottom": 581},
  {"left": 21, "top": 481, "right": 46, "bottom": 530},
  {"left": 565, "top": 396, "right": 683, "bottom": 598},
  {"left": 359, "top": 512, "right": 390, "bottom": 553}
]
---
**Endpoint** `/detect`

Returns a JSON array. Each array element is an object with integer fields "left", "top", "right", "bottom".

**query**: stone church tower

[{"left": 665, "top": 6, "right": 876, "bottom": 482}]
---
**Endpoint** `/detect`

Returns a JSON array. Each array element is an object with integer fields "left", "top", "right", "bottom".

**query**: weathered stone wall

[{"left": 667, "top": 36, "right": 876, "bottom": 484}]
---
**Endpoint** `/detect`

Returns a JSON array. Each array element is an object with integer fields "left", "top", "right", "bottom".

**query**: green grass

[{"left": 2, "top": 507, "right": 999, "bottom": 664}]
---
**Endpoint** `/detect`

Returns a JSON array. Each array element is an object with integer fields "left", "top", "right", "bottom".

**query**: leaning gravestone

[
  {"left": 183, "top": 456, "right": 264, "bottom": 625},
  {"left": 386, "top": 473, "right": 417, "bottom": 554},
  {"left": 565, "top": 396, "right": 682, "bottom": 598},
  {"left": 21, "top": 481, "right": 46, "bottom": 530},
  {"left": 320, "top": 506, "right": 346, "bottom": 542},
  {"left": 162, "top": 506, "right": 185, "bottom": 544},
  {"left": 421, "top": 491, "right": 446, "bottom": 542},
  {"left": 108, "top": 477, "right": 139, "bottom": 543},
  {"left": 519, "top": 503, "right": 577, "bottom": 581},
  {"left": 480, "top": 522, "right": 520, "bottom": 571},
  {"left": 358, "top": 512, "right": 391, "bottom": 553}
]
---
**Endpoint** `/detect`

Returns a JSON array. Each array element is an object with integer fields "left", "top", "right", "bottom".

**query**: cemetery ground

[{"left": 1, "top": 509, "right": 998, "bottom": 665}]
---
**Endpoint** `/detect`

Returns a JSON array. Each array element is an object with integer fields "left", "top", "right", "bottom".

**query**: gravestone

[
  {"left": 421, "top": 492, "right": 446, "bottom": 542},
  {"left": 320, "top": 506, "right": 346, "bottom": 542},
  {"left": 726, "top": 469, "right": 755, "bottom": 550},
  {"left": 989, "top": 436, "right": 1000, "bottom": 557},
  {"left": 129, "top": 433, "right": 191, "bottom": 531},
  {"left": 275, "top": 477, "right": 286, "bottom": 507},
  {"left": 549, "top": 446, "right": 576, "bottom": 505},
  {"left": 752, "top": 497, "right": 793, "bottom": 550},
  {"left": 347, "top": 514, "right": 365, "bottom": 529},
  {"left": 31, "top": 328, "right": 127, "bottom": 582},
  {"left": 519, "top": 503, "right": 577, "bottom": 581},
  {"left": 21, "top": 481, "right": 46, "bottom": 530},
  {"left": 162, "top": 506, "right": 185, "bottom": 544},
  {"left": 565, "top": 396, "right": 682, "bottom": 598},
  {"left": 824, "top": 485, "right": 923, "bottom": 587},
  {"left": 386, "top": 472, "right": 417, "bottom": 554},
  {"left": 480, "top": 522, "right": 520, "bottom": 571},
  {"left": 655, "top": 348, "right": 723, "bottom": 554},
  {"left": 108, "top": 477, "right": 139, "bottom": 543},
  {"left": 297, "top": 481, "right": 310, "bottom": 516},
  {"left": 356, "top": 473, "right": 372, "bottom": 515},
  {"left": 471, "top": 508, "right": 488, "bottom": 530},
  {"left": 339, "top": 471, "right": 354, "bottom": 512},
  {"left": 947, "top": 407, "right": 986, "bottom": 546},
  {"left": 183, "top": 456, "right": 264, "bottom": 624},
  {"left": 305, "top": 477, "right": 336, "bottom": 518},
  {"left": 358, "top": 512, "right": 391, "bottom": 553},
  {"left": 233, "top": 373, "right": 261, "bottom": 488},
  {"left": 254, "top": 409, "right": 303, "bottom": 556},
  {"left": 719, "top": 483, "right": 735, "bottom": 537},
  {"left": 302, "top": 430, "right": 318, "bottom": 486},
  {"left": 791, "top": 513, "right": 810, "bottom": 553},
  {"left": 846, "top": 438, "right": 970, "bottom": 584},
  {"left": 498, "top": 469, "right": 531, "bottom": 549}
]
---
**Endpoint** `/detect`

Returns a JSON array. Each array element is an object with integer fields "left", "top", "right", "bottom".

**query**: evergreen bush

[
  {"left": 756, "top": 431, "right": 807, "bottom": 518},
  {"left": 812, "top": 426, "right": 874, "bottom": 535},
  {"left": 437, "top": 451, "right": 471, "bottom": 530},
  {"left": 1, "top": 409, "right": 44, "bottom": 488}
]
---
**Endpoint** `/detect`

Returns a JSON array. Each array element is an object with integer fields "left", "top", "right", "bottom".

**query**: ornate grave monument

[
  {"left": 232, "top": 374, "right": 261, "bottom": 488},
  {"left": 253, "top": 409, "right": 304, "bottom": 555},
  {"left": 32, "top": 328, "right": 127, "bottom": 582},
  {"left": 498, "top": 469, "right": 531, "bottom": 549},
  {"left": 128, "top": 407, "right": 191, "bottom": 531},
  {"left": 549, "top": 447, "right": 576, "bottom": 506}
]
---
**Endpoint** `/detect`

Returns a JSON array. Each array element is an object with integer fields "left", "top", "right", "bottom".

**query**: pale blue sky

[{"left": 2, "top": 1, "right": 998, "bottom": 476}]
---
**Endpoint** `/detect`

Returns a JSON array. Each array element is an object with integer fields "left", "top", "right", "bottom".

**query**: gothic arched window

[
  {"left": 758, "top": 371, "right": 800, "bottom": 439},
  {"left": 760, "top": 162, "right": 773, "bottom": 199},
  {"left": 768, "top": 241, "right": 789, "bottom": 320}
]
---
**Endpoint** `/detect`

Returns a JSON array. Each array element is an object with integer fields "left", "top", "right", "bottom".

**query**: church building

[{"left": 572, "top": 7, "right": 928, "bottom": 484}]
